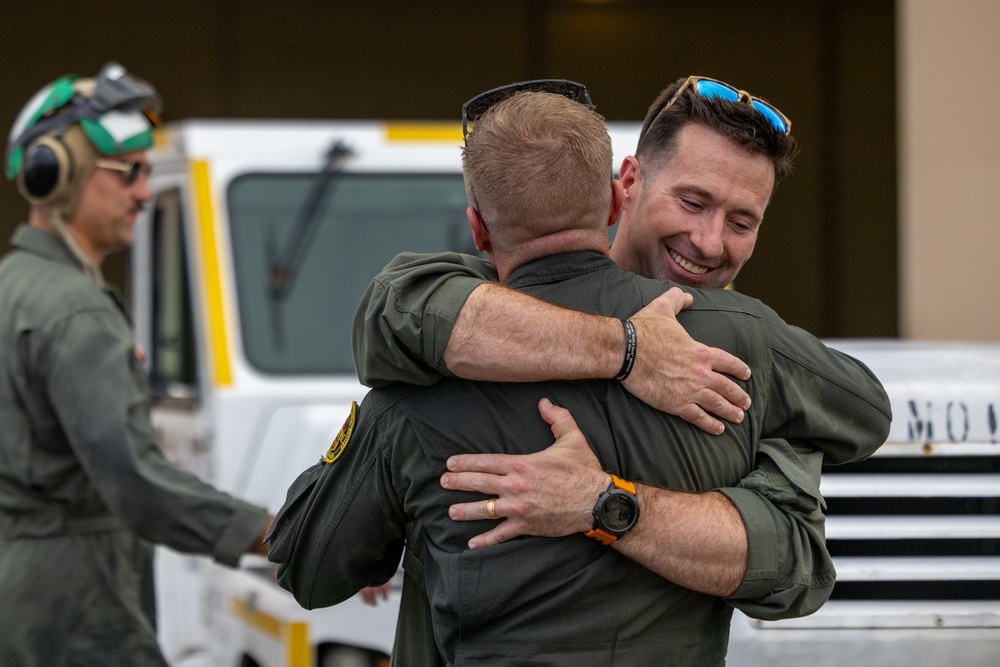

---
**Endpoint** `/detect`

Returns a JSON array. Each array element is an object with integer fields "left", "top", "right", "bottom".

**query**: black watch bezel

[{"left": 592, "top": 478, "right": 640, "bottom": 537}]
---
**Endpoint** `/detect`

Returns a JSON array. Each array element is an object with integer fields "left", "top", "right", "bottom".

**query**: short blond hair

[{"left": 462, "top": 91, "right": 612, "bottom": 257}]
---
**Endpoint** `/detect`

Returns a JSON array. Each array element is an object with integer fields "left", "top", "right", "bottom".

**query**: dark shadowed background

[{"left": 0, "top": 0, "right": 897, "bottom": 338}]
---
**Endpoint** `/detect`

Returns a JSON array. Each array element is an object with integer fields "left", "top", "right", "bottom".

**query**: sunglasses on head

[
  {"left": 94, "top": 158, "right": 150, "bottom": 185},
  {"left": 461, "top": 79, "right": 595, "bottom": 141},
  {"left": 645, "top": 75, "right": 791, "bottom": 140}
]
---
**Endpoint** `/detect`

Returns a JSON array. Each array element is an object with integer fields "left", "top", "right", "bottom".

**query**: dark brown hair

[{"left": 636, "top": 77, "right": 799, "bottom": 190}]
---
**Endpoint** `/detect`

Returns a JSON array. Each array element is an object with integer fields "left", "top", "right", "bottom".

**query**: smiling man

[
  {"left": 610, "top": 77, "right": 793, "bottom": 291},
  {"left": 612, "top": 122, "right": 772, "bottom": 286}
]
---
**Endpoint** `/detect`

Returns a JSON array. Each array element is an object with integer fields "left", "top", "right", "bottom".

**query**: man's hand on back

[
  {"left": 441, "top": 284, "right": 749, "bottom": 435},
  {"left": 623, "top": 288, "right": 751, "bottom": 435},
  {"left": 440, "top": 398, "right": 608, "bottom": 550}
]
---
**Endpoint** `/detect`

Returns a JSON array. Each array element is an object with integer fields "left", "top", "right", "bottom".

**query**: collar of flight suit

[
  {"left": 10, "top": 223, "right": 87, "bottom": 273},
  {"left": 506, "top": 249, "right": 616, "bottom": 290},
  {"left": 9, "top": 223, "right": 128, "bottom": 316}
]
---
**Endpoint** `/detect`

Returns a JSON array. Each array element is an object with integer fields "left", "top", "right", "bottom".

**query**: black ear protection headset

[
  {"left": 18, "top": 132, "right": 78, "bottom": 206},
  {"left": 11, "top": 80, "right": 97, "bottom": 207}
]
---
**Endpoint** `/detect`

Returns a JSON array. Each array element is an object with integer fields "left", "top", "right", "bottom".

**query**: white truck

[
  {"left": 728, "top": 340, "right": 1000, "bottom": 666},
  {"left": 132, "top": 119, "right": 1000, "bottom": 667}
]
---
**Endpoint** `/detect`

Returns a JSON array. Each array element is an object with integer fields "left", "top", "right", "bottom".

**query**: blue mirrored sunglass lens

[
  {"left": 693, "top": 80, "right": 739, "bottom": 103},
  {"left": 751, "top": 100, "right": 788, "bottom": 133}
]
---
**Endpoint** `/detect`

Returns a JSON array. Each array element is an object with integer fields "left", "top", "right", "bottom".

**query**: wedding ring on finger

[{"left": 486, "top": 497, "right": 500, "bottom": 520}]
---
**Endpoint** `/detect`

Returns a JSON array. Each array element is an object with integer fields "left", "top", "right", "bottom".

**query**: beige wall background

[{"left": 899, "top": 0, "right": 1000, "bottom": 340}]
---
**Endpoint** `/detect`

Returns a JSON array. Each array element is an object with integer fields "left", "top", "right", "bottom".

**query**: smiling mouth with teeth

[{"left": 668, "top": 248, "right": 710, "bottom": 275}]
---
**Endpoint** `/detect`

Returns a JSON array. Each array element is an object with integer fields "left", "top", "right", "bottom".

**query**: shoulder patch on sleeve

[{"left": 324, "top": 401, "right": 358, "bottom": 464}]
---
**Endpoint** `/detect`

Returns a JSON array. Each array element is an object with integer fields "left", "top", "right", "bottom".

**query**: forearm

[
  {"left": 614, "top": 486, "right": 747, "bottom": 597},
  {"left": 444, "top": 282, "right": 624, "bottom": 381},
  {"left": 50, "top": 315, "right": 270, "bottom": 565},
  {"left": 611, "top": 441, "right": 832, "bottom": 612},
  {"left": 358, "top": 257, "right": 751, "bottom": 430},
  {"left": 447, "top": 286, "right": 752, "bottom": 432},
  {"left": 88, "top": 423, "right": 270, "bottom": 566}
]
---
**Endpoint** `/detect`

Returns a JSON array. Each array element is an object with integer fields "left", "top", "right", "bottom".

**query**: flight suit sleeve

[
  {"left": 757, "top": 309, "right": 893, "bottom": 465},
  {"left": 713, "top": 308, "right": 891, "bottom": 618},
  {"left": 352, "top": 252, "right": 497, "bottom": 388},
  {"left": 720, "top": 438, "right": 834, "bottom": 620},
  {"left": 44, "top": 309, "right": 269, "bottom": 567},
  {"left": 268, "top": 397, "right": 407, "bottom": 609}
]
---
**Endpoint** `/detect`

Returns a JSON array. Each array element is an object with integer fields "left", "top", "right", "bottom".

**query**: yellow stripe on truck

[
  {"left": 385, "top": 122, "right": 463, "bottom": 142},
  {"left": 190, "top": 160, "right": 233, "bottom": 388},
  {"left": 286, "top": 621, "right": 311, "bottom": 667},
  {"left": 231, "top": 597, "right": 313, "bottom": 667}
]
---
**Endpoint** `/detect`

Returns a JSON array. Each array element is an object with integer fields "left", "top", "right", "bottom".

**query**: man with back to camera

[
  {"left": 0, "top": 62, "right": 273, "bottom": 666},
  {"left": 268, "top": 88, "right": 891, "bottom": 665}
]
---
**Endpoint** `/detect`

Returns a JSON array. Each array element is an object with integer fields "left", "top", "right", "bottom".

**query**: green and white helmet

[{"left": 5, "top": 62, "right": 162, "bottom": 212}]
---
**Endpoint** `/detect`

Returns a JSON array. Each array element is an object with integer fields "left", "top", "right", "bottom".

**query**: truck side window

[{"left": 151, "top": 188, "right": 199, "bottom": 400}]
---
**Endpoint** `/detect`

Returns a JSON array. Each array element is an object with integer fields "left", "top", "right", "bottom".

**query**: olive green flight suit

[
  {"left": 272, "top": 251, "right": 891, "bottom": 665},
  {"left": 0, "top": 225, "right": 269, "bottom": 666}
]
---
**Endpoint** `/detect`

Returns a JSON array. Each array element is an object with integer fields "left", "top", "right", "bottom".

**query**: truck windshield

[{"left": 228, "top": 172, "right": 473, "bottom": 374}]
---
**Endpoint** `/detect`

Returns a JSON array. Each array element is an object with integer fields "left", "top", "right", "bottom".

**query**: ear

[
  {"left": 608, "top": 179, "right": 625, "bottom": 227},
  {"left": 467, "top": 205, "right": 491, "bottom": 253},
  {"left": 618, "top": 155, "right": 641, "bottom": 206}
]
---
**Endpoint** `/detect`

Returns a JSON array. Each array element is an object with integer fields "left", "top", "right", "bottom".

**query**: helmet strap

[{"left": 47, "top": 209, "right": 105, "bottom": 287}]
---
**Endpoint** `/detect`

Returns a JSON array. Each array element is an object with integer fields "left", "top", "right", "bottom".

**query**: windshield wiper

[{"left": 266, "top": 141, "right": 354, "bottom": 350}]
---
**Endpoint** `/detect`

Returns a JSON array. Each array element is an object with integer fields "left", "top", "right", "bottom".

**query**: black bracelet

[{"left": 614, "top": 318, "right": 637, "bottom": 381}]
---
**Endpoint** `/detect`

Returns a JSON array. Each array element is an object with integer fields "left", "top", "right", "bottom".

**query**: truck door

[{"left": 133, "top": 172, "right": 218, "bottom": 665}]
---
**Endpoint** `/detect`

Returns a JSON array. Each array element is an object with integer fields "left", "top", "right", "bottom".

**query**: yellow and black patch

[{"left": 323, "top": 401, "right": 358, "bottom": 464}]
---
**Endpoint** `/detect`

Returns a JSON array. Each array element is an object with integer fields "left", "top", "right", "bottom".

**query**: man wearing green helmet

[{"left": 0, "top": 63, "right": 272, "bottom": 666}]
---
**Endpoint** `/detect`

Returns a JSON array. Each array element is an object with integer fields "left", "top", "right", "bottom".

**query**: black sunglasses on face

[
  {"left": 94, "top": 158, "right": 151, "bottom": 185},
  {"left": 461, "top": 79, "right": 595, "bottom": 141}
]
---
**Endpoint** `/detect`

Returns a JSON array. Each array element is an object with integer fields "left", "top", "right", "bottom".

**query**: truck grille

[{"left": 823, "top": 446, "right": 1000, "bottom": 602}]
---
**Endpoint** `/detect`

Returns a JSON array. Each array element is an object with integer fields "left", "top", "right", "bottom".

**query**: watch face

[{"left": 600, "top": 491, "right": 638, "bottom": 533}]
